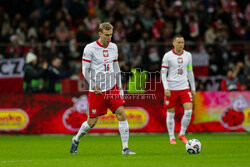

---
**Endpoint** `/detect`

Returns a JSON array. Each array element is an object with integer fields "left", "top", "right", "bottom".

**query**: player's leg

[
  {"left": 74, "top": 117, "right": 98, "bottom": 141},
  {"left": 107, "top": 85, "right": 135, "bottom": 154},
  {"left": 70, "top": 91, "right": 106, "bottom": 154},
  {"left": 115, "top": 106, "right": 136, "bottom": 155},
  {"left": 164, "top": 91, "right": 177, "bottom": 144},
  {"left": 70, "top": 117, "right": 98, "bottom": 154},
  {"left": 178, "top": 89, "right": 193, "bottom": 144},
  {"left": 179, "top": 102, "right": 192, "bottom": 137},
  {"left": 167, "top": 107, "right": 176, "bottom": 144}
]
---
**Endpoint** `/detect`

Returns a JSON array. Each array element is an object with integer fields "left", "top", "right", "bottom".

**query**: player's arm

[
  {"left": 113, "top": 59, "right": 124, "bottom": 97},
  {"left": 161, "top": 54, "right": 170, "bottom": 97},
  {"left": 187, "top": 54, "right": 196, "bottom": 96},
  {"left": 113, "top": 46, "right": 124, "bottom": 97},
  {"left": 82, "top": 46, "right": 101, "bottom": 94},
  {"left": 82, "top": 56, "right": 91, "bottom": 84}
]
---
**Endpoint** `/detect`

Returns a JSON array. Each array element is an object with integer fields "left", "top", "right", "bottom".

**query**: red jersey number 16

[
  {"left": 178, "top": 68, "right": 183, "bottom": 75},
  {"left": 104, "top": 64, "right": 110, "bottom": 71}
]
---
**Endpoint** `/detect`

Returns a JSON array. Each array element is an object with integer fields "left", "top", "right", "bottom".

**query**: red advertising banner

[
  {"left": 0, "top": 92, "right": 249, "bottom": 134},
  {"left": 0, "top": 78, "right": 23, "bottom": 94}
]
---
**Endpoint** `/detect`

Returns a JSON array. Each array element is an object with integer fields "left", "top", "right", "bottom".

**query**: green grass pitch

[{"left": 0, "top": 133, "right": 249, "bottom": 167}]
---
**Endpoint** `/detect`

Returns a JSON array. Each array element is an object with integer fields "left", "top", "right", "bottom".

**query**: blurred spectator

[
  {"left": 68, "top": 30, "right": 80, "bottom": 59},
  {"left": 113, "top": 21, "right": 126, "bottom": 42},
  {"left": 38, "top": 20, "right": 52, "bottom": 42},
  {"left": 39, "top": 0, "right": 54, "bottom": 20},
  {"left": 140, "top": 8, "right": 155, "bottom": 31},
  {"left": 119, "top": 38, "right": 132, "bottom": 65},
  {"left": 55, "top": 20, "right": 69, "bottom": 42},
  {"left": 16, "top": 19, "right": 29, "bottom": 44},
  {"left": 145, "top": 37, "right": 161, "bottom": 71},
  {"left": 233, "top": 61, "right": 246, "bottom": 86},
  {"left": 5, "top": 35, "right": 24, "bottom": 58},
  {"left": 205, "top": 23, "right": 217, "bottom": 44},
  {"left": 23, "top": 36, "right": 38, "bottom": 54},
  {"left": 46, "top": 56, "right": 74, "bottom": 93},
  {"left": 188, "top": 12, "right": 200, "bottom": 40},
  {"left": 1, "top": 19, "right": 14, "bottom": 43},
  {"left": 76, "top": 24, "right": 91, "bottom": 43},
  {"left": 220, "top": 68, "right": 241, "bottom": 91},
  {"left": 123, "top": 10, "right": 136, "bottom": 29},
  {"left": 195, "top": 79, "right": 206, "bottom": 91},
  {"left": 66, "top": 0, "right": 87, "bottom": 19},
  {"left": 244, "top": 44, "right": 250, "bottom": 75},
  {"left": 245, "top": 3, "right": 250, "bottom": 23},
  {"left": 151, "top": 19, "right": 164, "bottom": 40},
  {"left": 11, "top": 13, "right": 22, "bottom": 30},
  {"left": 23, "top": 52, "right": 48, "bottom": 93},
  {"left": 216, "top": 26, "right": 230, "bottom": 46},
  {"left": 196, "top": 2, "right": 209, "bottom": 36},
  {"left": 52, "top": 9, "right": 67, "bottom": 30},
  {"left": 128, "top": 21, "right": 144, "bottom": 42},
  {"left": 83, "top": 7, "right": 101, "bottom": 40},
  {"left": 29, "top": 9, "right": 41, "bottom": 29},
  {"left": 113, "top": 1, "right": 128, "bottom": 22},
  {"left": 162, "top": 21, "right": 174, "bottom": 43}
]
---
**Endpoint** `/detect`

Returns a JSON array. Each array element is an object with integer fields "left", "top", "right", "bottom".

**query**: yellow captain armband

[{"left": 187, "top": 64, "right": 192, "bottom": 70}]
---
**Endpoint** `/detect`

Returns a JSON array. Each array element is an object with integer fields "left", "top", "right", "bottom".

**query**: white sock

[
  {"left": 74, "top": 121, "right": 91, "bottom": 141},
  {"left": 166, "top": 112, "right": 175, "bottom": 140},
  {"left": 119, "top": 120, "right": 129, "bottom": 149},
  {"left": 179, "top": 110, "right": 192, "bottom": 136}
]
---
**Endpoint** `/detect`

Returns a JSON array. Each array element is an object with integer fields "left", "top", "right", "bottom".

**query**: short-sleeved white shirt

[
  {"left": 162, "top": 49, "right": 193, "bottom": 90},
  {"left": 82, "top": 40, "right": 118, "bottom": 92}
]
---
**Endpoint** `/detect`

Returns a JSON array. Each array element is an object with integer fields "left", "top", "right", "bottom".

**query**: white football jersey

[
  {"left": 82, "top": 40, "right": 118, "bottom": 92},
  {"left": 162, "top": 49, "right": 193, "bottom": 90}
]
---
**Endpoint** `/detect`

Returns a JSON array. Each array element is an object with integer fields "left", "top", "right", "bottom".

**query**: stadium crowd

[{"left": 0, "top": 0, "right": 249, "bottom": 92}]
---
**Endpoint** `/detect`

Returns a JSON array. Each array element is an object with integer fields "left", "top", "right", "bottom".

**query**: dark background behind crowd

[{"left": 0, "top": 0, "right": 249, "bottom": 92}]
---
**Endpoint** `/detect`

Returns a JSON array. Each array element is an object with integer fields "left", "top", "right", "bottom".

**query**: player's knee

[
  {"left": 116, "top": 111, "right": 126, "bottom": 121},
  {"left": 168, "top": 108, "right": 175, "bottom": 113},
  {"left": 183, "top": 103, "right": 193, "bottom": 110},
  {"left": 87, "top": 118, "right": 98, "bottom": 128},
  {"left": 88, "top": 122, "right": 96, "bottom": 128}
]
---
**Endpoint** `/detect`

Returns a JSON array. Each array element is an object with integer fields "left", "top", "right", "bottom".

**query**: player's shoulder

[
  {"left": 108, "top": 42, "right": 118, "bottom": 50},
  {"left": 163, "top": 50, "right": 173, "bottom": 58},
  {"left": 84, "top": 41, "right": 96, "bottom": 51},
  {"left": 86, "top": 41, "right": 97, "bottom": 47},
  {"left": 183, "top": 50, "right": 192, "bottom": 56}
]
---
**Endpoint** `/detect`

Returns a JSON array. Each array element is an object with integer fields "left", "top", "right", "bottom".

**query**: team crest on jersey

[
  {"left": 103, "top": 50, "right": 109, "bottom": 57},
  {"left": 177, "top": 57, "right": 183, "bottom": 64},
  {"left": 92, "top": 109, "right": 96, "bottom": 114}
]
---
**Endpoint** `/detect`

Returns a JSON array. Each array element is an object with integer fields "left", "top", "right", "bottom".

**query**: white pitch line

[
  {"left": 0, "top": 160, "right": 32, "bottom": 163},
  {"left": 0, "top": 159, "right": 63, "bottom": 163}
]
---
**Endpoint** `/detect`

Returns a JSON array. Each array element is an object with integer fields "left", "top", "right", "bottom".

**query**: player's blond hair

[{"left": 98, "top": 22, "right": 113, "bottom": 33}]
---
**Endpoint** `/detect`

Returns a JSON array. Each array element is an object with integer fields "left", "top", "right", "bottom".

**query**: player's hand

[
  {"left": 191, "top": 90, "right": 196, "bottom": 97},
  {"left": 119, "top": 89, "right": 124, "bottom": 99},
  {"left": 93, "top": 86, "right": 102, "bottom": 95},
  {"left": 165, "top": 89, "right": 171, "bottom": 97}
]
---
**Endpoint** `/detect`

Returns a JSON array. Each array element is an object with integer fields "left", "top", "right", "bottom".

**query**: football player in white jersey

[
  {"left": 161, "top": 35, "right": 196, "bottom": 144},
  {"left": 70, "top": 22, "right": 135, "bottom": 155}
]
